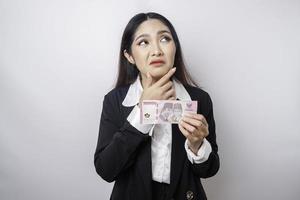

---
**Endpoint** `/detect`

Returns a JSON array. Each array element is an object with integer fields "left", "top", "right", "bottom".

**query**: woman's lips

[{"left": 150, "top": 61, "right": 165, "bottom": 65}]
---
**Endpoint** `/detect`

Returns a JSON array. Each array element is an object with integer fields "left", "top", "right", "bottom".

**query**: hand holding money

[
  {"left": 179, "top": 113, "right": 209, "bottom": 154},
  {"left": 141, "top": 100, "right": 197, "bottom": 124},
  {"left": 139, "top": 68, "right": 177, "bottom": 107}
]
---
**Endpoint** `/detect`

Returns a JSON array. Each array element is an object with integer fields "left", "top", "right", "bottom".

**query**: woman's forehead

[{"left": 133, "top": 19, "right": 171, "bottom": 39}]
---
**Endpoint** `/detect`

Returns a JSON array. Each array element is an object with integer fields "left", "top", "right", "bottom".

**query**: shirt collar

[{"left": 122, "top": 76, "right": 191, "bottom": 107}]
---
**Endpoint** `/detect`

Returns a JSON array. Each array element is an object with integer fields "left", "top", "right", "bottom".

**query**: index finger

[
  {"left": 184, "top": 113, "right": 208, "bottom": 126},
  {"left": 155, "top": 67, "right": 176, "bottom": 87}
]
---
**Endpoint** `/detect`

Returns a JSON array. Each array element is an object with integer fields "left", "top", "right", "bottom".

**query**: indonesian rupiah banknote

[{"left": 140, "top": 100, "right": 198, "bottom": 124}]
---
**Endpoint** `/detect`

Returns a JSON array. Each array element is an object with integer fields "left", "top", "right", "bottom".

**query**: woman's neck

[{"left": 139, "top": 74, "right": 159, "bottom": 89}]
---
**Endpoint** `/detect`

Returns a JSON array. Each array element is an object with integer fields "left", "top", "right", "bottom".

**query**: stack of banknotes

[{"left": 140, "top": 100, "right": 198, "bottom": 124}]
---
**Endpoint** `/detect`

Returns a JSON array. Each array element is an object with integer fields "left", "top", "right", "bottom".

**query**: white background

[{"left": 1, "top": 0, "right": 300, "bottom": 199}]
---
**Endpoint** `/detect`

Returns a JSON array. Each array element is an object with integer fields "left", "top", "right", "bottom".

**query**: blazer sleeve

[
  {"left": 190, "top": 92, "right": 220, "bottom": 178},
  {"left": 94, "top": 93, "right": 149, "bottom": 182}
]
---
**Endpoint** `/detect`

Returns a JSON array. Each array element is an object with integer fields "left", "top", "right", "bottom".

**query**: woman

[{"left": 94, "top": 12, "right": 220, "bottom": 200}]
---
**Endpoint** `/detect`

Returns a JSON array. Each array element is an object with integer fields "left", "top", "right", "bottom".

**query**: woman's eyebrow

[
  {"left": 134, "top": 30, "right": 171, "bottom": 41},
  {"left": 157, "top": 30, "right": 171, "bottom": 35},
  {"left": 135, "top": 34, "right": 149, "bottom": 41}
]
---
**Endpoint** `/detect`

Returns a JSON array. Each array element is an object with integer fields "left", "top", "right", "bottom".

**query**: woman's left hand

[{"left": 178, "top": 113, "right": 209, "bottom": 154}]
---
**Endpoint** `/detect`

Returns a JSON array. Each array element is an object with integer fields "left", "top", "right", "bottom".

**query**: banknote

[{"left": 140, "top": 100, "right": 198, "bottom": 124}]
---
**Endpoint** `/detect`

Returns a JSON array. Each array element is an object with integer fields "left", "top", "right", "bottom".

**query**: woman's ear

[{"left": 123, "top": 49, "right": 135, "bottom": 64}]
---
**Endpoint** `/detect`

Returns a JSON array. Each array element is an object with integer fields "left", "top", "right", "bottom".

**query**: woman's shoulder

[
  {"left": 184, "top": 85, "right": 214, "bottom": 113},
  {"left": 184, "top": 84, "right": 212, "bottom": 100},
  {"left": 103, "top": 84, "right": 131, "bottom": 103}
]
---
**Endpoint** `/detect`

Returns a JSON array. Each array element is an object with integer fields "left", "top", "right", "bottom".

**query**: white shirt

[{"left": 123, "top": 77, "right": 212, "bottom": 184}]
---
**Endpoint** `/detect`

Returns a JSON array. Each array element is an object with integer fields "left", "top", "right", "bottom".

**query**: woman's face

[{"left": 124, "top": 19, "right": 176, "bottom": 81}]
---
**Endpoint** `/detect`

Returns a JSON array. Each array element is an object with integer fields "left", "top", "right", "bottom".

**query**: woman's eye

[
  {"left": 161, "top": 36, "right": 171, "bottom": 42},
  {"left": 138, "top": 40, "right": 148, "bottom": 46}
]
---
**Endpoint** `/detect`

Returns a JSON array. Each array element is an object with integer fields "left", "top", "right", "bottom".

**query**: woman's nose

[{"left": 151, "top": 43, "right": 163, "bottom": 56}]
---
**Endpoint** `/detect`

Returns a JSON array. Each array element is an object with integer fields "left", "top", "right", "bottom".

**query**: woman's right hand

[{"left": 139, "top": 68, "right": 177, "bottom": 106}]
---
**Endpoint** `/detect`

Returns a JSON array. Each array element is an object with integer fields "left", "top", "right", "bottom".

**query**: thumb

[{"left": 144, "top": 72, "right": 153, "bottom": 88}]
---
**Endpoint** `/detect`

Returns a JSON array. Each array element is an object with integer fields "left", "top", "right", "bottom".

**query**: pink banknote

[{"left": 140, "top": 100, "right": 198, "bottom": 124}]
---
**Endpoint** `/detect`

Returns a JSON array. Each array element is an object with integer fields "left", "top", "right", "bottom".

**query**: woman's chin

[{"left": 149, "top": 67, "right": 171, "bottom": 80}]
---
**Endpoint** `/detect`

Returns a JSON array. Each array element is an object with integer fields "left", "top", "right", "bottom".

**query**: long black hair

[{"left": 115, "top": 12, "right": 198, "bottom": 88}]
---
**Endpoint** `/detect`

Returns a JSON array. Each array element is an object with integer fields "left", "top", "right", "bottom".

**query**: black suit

[{"left": 94, "top": 84, "right": 220, "bottom": 200}]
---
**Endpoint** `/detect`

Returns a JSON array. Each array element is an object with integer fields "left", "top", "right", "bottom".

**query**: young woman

[{"left": 94, "top": 12, "right": 220, "bottom": 200}]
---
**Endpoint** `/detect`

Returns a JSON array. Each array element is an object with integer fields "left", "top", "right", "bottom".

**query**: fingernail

[{"left": 172, "top": 67, "right": 176, "bottom": 71}]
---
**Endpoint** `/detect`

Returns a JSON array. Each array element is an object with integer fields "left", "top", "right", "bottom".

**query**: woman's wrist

[{"left": 188, "top": 140, "right": 203, "bottom": 155}]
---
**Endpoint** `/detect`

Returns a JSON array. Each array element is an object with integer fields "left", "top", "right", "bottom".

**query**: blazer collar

[{"left": 122, "top": 76, "right": 191, "bottom": 107}]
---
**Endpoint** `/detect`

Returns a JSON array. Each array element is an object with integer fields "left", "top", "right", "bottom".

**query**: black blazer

[{"left": 94, "top": 84, "right": 220, "bottom": 200}]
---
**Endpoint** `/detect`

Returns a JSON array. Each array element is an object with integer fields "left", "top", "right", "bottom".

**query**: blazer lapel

[
  {"left": 122, "top": 105, "right": 153, "bottom": 200},
  {"left": 136, "top": 139, "right": 152, "bottom": 200},
  {"left": 168, "top": 123, "right": 186, "bottom": 198}
]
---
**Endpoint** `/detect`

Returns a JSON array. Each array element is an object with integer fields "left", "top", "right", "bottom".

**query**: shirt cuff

[
  {"left": 127, "top": 105, "right": 154, "bottom": 134},
  {"left": 184, "top": 138, "right": 212, "bottom": 164}
]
